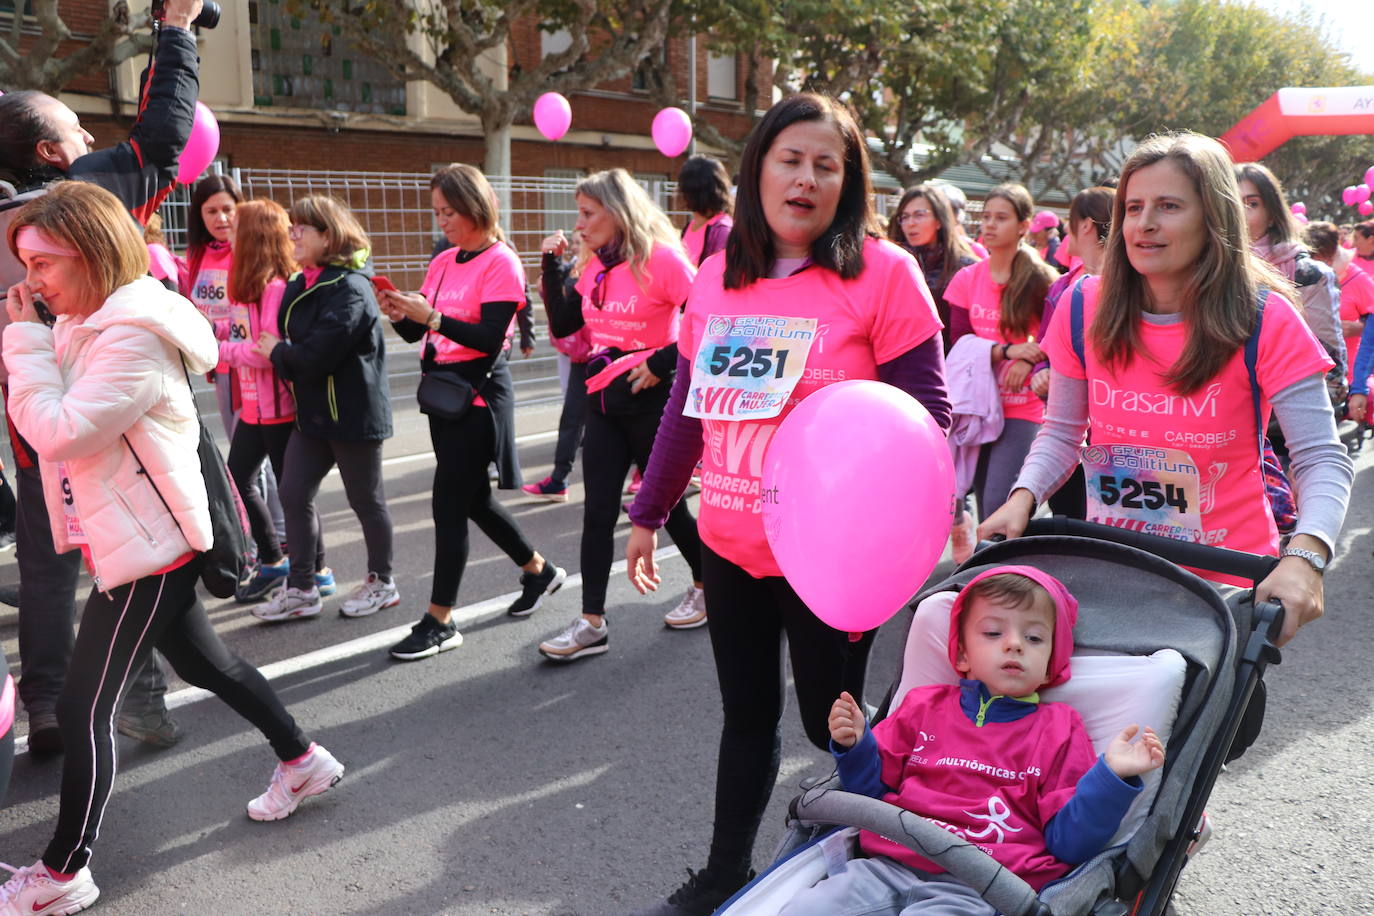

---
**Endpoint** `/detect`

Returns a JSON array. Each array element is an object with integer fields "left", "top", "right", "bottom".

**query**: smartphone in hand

[
  {"left": 370, "top": 275, "right": 397, "bottom": 294},
  {"left": 32, "top": 296, "right": 56, "bottom": 327}
]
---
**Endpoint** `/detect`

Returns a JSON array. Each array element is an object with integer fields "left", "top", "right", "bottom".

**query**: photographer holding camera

[{"left": 0, "top": 0, "right": 206, "bottom": 758}]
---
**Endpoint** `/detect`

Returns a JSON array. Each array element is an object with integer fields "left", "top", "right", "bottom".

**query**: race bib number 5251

[{"left": 685, "top": 315, "right": 817, "bottom": 421}]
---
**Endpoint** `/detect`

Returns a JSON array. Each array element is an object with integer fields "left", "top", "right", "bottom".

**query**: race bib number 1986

[{"left": 685, "top": 315, "right": 817, "bottom": 421}]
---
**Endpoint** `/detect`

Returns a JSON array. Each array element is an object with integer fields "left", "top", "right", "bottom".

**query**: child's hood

[{"left": 946, "top": 564, "right": 1079, "bottom": 689}]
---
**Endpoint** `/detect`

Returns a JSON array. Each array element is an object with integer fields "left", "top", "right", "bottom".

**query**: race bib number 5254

[{"left": 685, "top": 315, "right": 817, "bottom": 421}]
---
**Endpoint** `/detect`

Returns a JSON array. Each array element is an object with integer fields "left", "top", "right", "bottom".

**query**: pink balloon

[
  {"left": 177, "top": 102, "right": 219, "bottom": 186},
  {"left": 1361, "top": 200, "right": 1374, "bottom": 216},
  {"left": 762, "top": 380, "right": 955, "bottom": 633},
  {"left": 1366, "top": 166, "right": 1374, "bottom": 189},
  {"left": 1294, "top": 213, "right": 1308, "bottom": 225},
  {"left": 651, "top": 108, "right": 693, "bottom": 158},
  {"left": 1291, "top": 202, "right": 1306, "bottom": 216},
  {"left": 532, "top": 92, "right": 571, "bottom": 142},
  {"left": 1344, "top": 186, "right": 1360, "bottom": 207},
  {"left": 1358, "top": 184, "right": 1372, "bottom": 204}
]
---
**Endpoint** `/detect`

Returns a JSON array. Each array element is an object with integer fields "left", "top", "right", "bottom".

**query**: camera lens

[{"left": 195, "top": 0, "right": 221, "bottom": 29}]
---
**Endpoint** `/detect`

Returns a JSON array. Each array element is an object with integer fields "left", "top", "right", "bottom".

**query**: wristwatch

[
  {"left": 426, "top": 309, "right": 443, "bottom": 331},
  {"left": 1280, "top": 546, "right": 1327, "bottom": 574}
]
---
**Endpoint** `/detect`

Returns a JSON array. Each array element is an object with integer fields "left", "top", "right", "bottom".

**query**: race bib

[
  {"left": 57, "top": 462, "right": 87, "bottom": 544},
  {"left": 1079, "top": 443, "right": 1203, "bottom": 542},
  {"left": 685, "top": 315, "right": 817, "bottom": 421},
  {"left": 192, "top": 268, "right": 230, "bottom": 321},
  {"left": 229, "top": 304, "right": 257, "bottom": 401}
]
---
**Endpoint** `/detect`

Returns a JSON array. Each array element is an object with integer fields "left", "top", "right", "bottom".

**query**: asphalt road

[{"left": 2, "top": 361, "right": 1373, "bottom": 915}]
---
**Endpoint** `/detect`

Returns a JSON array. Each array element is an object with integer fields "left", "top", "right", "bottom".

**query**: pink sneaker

[
  {"left": 625, "top": 469, "right": 643, "bottom": 496},
  {"left": 522, "top": 477, "right": 569, "bottom": 503}
]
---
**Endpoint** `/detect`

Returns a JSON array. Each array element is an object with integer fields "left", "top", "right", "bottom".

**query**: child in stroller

[{"left": 778, "top": 566, "right": 1164, "bottom": 915}]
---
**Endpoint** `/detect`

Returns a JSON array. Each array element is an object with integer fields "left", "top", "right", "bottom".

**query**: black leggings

[
  {"left": 700, "top": 544, "right": 875, "bottom": 879},
  {"left": 45, "top": 559, "right": 309, "bottom": 873},
  {"left": 227, "top": 420, "right": 324, "bottom": 570},
  {"left": 579, "top": 401, "right": 702, "bottom": 615},
  {"left": 428, "top": 407, "right": 536, "bottom": 606}
]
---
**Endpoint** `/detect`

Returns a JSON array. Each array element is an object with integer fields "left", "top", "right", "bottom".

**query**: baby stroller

[{"left": 717, "top": 518, "right": 1283, "bottom": 915}]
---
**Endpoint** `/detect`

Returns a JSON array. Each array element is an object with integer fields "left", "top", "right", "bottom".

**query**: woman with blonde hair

[
  {"left": 378, "top": 163, "right": 565, "bottom": 659},
  {"left": 538, "top": 168, "right": 704, "bottom": 659},
  {"left": 981, "top": 132, "right": 1352, "bottom": 647},
  {"left": 252, "top": 194, "right": 397, "bottom": 623},
  {"left": 0, "top": 182, "right": 342, "bottom": 914},
  {"left": 215, "top": 199, "right": 327, "bottom": 603}
]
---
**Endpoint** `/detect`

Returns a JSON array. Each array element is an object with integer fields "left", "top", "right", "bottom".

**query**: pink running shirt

[
  {"left": 575, "top": 243, "right": 695, "bottom": 351},
  {"left": 682, "top": 212, "right": 732, "bottom": 266},
  {"left": 680, "top": 237, "right": 942, "bottom": 577},
  {"left": 1340, "top": 262, "right": 1374, "bottom": 383},
  {"left": 1042, "top": 276, "right": 1332, "bottom": 564},
  {"left": 944, "top": 259, "right": 1045, "bottom": 423},
  {"left": 419, "top": 244, "right": 527, "bottom": 364}
]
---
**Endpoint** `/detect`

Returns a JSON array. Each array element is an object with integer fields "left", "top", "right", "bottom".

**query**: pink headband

[{"left": 16, "top": 226, "right": 78, "bottom": 257}]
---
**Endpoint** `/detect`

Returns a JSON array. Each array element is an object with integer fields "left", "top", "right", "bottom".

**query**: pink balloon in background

[
  {"left": 651, "top": 108, "right": 693, "bottom": 158},
  {"left": 1366, "top": 166, "right": 1374, "bottom": 189},
  {"left": 1357, "top": 184, "right": 1372, "bottom": 204},
  {"left": 1294, "top": 213, "right": 1308, "bottom": 225},
  {"left": 762, "top": 380, "right": 955, "bottom": 633},
  {"left": 177, "top": 102, "right": 219, "bottom": 186},
  {"left": 1361, "top": 200, "right": 1374, "bottom": 216},
  {"left": 1291, "top": 202, "right": 1306, "bottom": 216},
  {"left": 1343, "top": 186, "right": 1359, "bottom": 206},
  {"left": 532, "top": 92, "right": 572, "bottom": 141}
]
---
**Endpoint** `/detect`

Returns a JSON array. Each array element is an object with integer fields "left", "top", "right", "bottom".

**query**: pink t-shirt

[
  {"left": 419, "top": 244, "right": 527, "bottom": 364},
  {"left": 944, "top": 259, "right": 1045, "bottom": 423},
  {"left": 1340, "top": 262, "right": 1374, "bottom": 382},
  {"left": 575, "top": 243, "right": 695, "bottom": 351},
  {"left": 863, "top": 685, "right": 1097, "bottom": 891},
  {"left": 1043, "top": 277, "right": 1333, "bottom": 564},
  {"left": 681, "top": 237, "right": 942, "bottom": 577},
  {"left": 187, "top": 243, "right": 234, "bottom": 322},
  {"left": 682, "top": 213, "right": 732, "bottom": 266}
]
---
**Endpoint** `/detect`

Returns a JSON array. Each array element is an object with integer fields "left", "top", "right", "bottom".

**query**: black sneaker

[
  {"left": 27, "top": 709, "right": 62, "bottom": 756},
  {"left": 116, "top": 709, "right": 184, "bottom": 748},
  {"left": 506, "top": 563, "right": 567, "bottom": 618},
  {"left": 389, "top": 614, "right": 464, "bottom": 661},
  {"left": 629, "top": 868, "right": 753, "bottom": 916}
]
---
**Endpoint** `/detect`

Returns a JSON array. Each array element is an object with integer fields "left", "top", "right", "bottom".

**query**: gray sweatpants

[
  {"left": 972, "top": 417, "right": 1041, "bottom": 520},
  {"left": 778, "top": 856, "right": 997, "bottom": 916}
]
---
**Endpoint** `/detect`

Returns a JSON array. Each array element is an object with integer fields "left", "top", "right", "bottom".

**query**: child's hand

[
  {"left": 1105, "top": 724, "right": 1165, "bottom": 779},
  {"left": 828, "top": 691, "right": 866, "bottom": 749}
]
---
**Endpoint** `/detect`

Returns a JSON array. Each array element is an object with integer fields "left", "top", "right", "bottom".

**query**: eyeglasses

[
  {"left": 288, "top": 225, "right": 316, "bottom": 240},
  {"left": 897, "top": 210, "right": 933, "bottom": 224},
  {"left": 590, "top": 269, "right": 608, "bottom": 308}
]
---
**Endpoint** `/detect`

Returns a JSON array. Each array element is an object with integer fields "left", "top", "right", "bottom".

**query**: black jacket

[{"left": 271, "top": 265, "right": 393, "bottom": 442}]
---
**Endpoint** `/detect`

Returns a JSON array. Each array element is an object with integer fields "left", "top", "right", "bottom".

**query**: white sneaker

[
  {"left": 246, "top": 743, "right": 345, "bottom": 822},
  {"left": 339, "top": 573, "right": 400, "bottom": 618},
  {"left": 538, "top": 617, "right": 609, "bottom": 662},
  {"left": 0, "top": 861, "right": 99, "bottom": 915},
  {"left": 664, "top": 586, "right": 707, "bottom": 629},
  {"left": 251, "top": 586, "right": 322, "bottom": 623}
]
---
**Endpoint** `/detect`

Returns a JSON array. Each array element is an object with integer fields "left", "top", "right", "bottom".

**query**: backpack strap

[
  {"left": 1243, "top": 287, "right": 1269, "bottom": 454},
  {"left": 1069, "top": 274, "right": 1088, "bottom": 367}
]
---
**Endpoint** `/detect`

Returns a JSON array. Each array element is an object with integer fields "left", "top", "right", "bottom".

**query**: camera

[{"left": 150, "top": 0, "right": 221, "bottom": 29}]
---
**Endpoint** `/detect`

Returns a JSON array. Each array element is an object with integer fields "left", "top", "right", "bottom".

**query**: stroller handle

[
  {"left": 1022, "top": 518, "right": 1279, "bottom": 584},
  {"left": 789, "top": 778, "right": 1051, "bottom": 916}
]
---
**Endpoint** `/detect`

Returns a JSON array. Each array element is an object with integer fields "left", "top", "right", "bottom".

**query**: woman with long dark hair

[
  {"left": 982, "top": 132, "right": 1352, "bottom": 647},
  {"left": 678, "top": 155, "right": 734, "bottom": 266},
  {"left": 887, "top": 183, "right": 976, "bottom": 350},
  {"left": 378, "top": 164, "right": 565, "bottom": 659},
  {"left": 624, "top": 93, "right": 950, "bottom": 915}
]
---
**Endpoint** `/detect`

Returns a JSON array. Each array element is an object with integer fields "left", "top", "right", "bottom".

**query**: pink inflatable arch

[{"left": 1221, "top": 86, "right": 1374, "bottom": 161}]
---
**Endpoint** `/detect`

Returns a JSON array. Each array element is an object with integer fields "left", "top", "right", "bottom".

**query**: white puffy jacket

[{"left": 3, "top": 277, "right": 218, "bottom": 590}]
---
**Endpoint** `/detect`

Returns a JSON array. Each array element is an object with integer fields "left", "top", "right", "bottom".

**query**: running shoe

[
  {"left": 0, "top": 862, "right": 99, "bottom": 916},
  {"left": 628, "top": 867, "right": 754, "bottom": 916},
  {"left": 625, "top": 468, "right": 643, "bottom": 495},
  {"left": 246, "top": 743, "right": 344, "bottom": 821},
  {"left": 236, "top": 558, "right": 291, "bottom": 603},
  {"left": 663, "top": 585, "right": 707, "bottom": 630},
  {"left": 27, "top": 709, "right": 61, "bottom": 756},
  {"left": 389, "top": 615, "right": 464, "bottom": 661},
  {"left": 252, "top": 586, "right": 322, "bottom": 622},
  {"left": 116, "top": 709, "right": 184, "bottom": 748},
  {"left": 538, "top": 617, "right": 609, "bottom": 662},
  {"left": 339, "top": 573, "right": 400, "bottom": 618},
  {"left": 521, "top": 476, "right": 569, "bottom": 503},
  {"left": 315, "top": 566, "right": 338, "bottom": 596},
  {"left": 506, "top": 563, "right": 567, "bottom": 617}
]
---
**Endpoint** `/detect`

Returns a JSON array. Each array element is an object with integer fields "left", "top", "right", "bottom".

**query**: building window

[
  {"left": 707, "top": 53, "right": 737, "bottom": 101},
  {"left": 250, "top": 8, "right": 404, "bottom": 114}
]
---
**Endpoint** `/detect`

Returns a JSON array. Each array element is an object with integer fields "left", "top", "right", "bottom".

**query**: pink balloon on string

[
  {"left": 1357, "top": 185, "right": 1372, "bottom": 204},
  {"left": 532, "top": 92, "right": 572, "bottom": 142},
  {"left": 1361, "top": 200, "right": 1374, "bottom": 216},
  {"left": 1344, "top": 186, "right": 1360, "bottom": 206},
  {"left": 651, "top": 108, "right": 693, "bottom": 158},
  {"left": 177, "top": 102, "right": 220, "bottom": 185},
  {"left": 1291, "top": 202, "right": 1306, "bottom": 216},
  {"left": 1366, "top": 166, "right": 1374, "bottom": 188}
]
